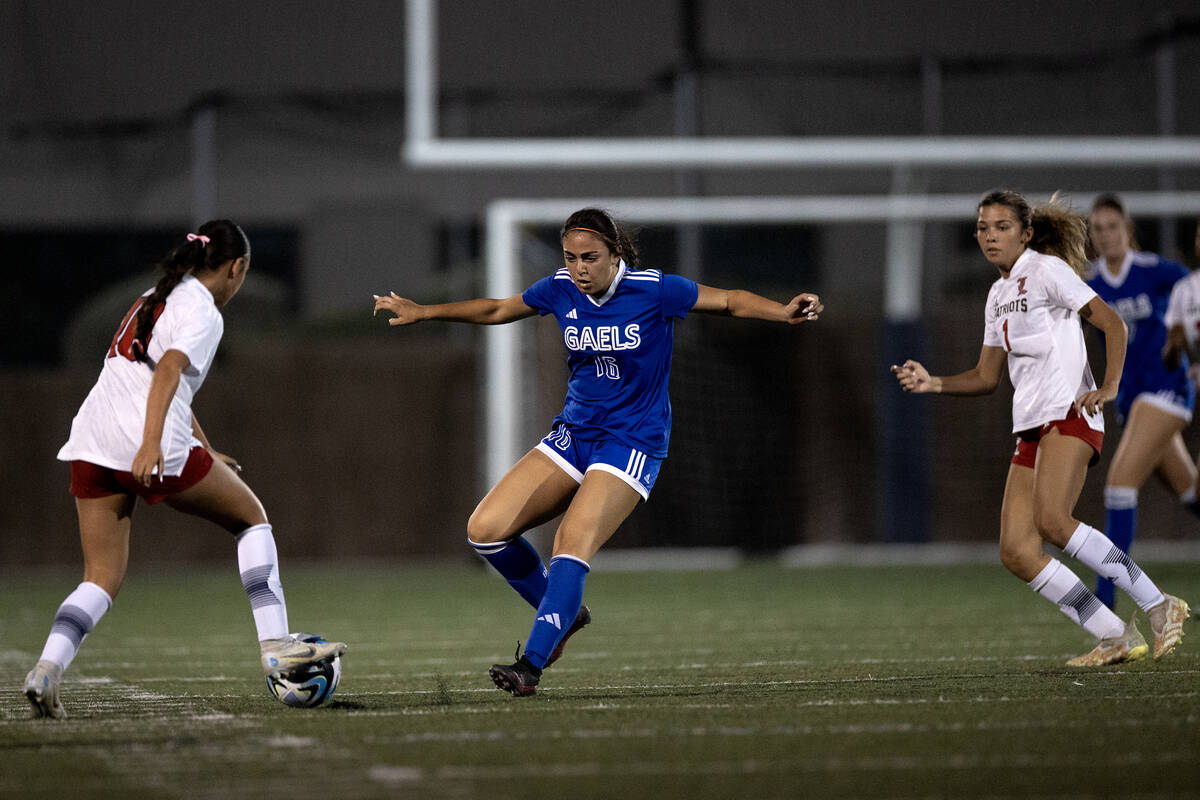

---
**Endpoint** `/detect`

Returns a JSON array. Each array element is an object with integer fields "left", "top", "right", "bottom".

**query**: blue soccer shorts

[{"left": 536, "top": 423, "right": 661, "bottom": 500}]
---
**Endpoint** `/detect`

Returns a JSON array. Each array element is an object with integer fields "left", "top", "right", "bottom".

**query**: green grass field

[{"left": 1, "top": 560, "right": 1198, "bottom": 799}]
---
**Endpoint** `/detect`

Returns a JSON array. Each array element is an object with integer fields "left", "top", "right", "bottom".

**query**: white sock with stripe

[
  {"left": 237, "top": 523, "right": 289, "bottom": 641},
  {"left": 38, "top": 581, "right": 113, "bottom": 670},
  {"left": 1062, "top": 523, "right": 1164, "bottom": 612},
  {"left": 1028, "top": 559, "right": 1124, "bottom": 640}
]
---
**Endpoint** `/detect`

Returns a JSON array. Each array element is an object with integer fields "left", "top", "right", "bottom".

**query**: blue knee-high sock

[
  {"left": 523, "top": 555, "right": 589, "bottom": 669},
  {"left": 1096, "top": 487, "right": 1137, "bottom": 609},
  {"left": 469, "top": 536, "right": 548, "bottom": 609}
]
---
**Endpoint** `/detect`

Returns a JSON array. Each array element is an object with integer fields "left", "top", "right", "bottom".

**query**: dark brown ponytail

[{"left": 132, "top": 219, "right": 249, "bottom": 361}]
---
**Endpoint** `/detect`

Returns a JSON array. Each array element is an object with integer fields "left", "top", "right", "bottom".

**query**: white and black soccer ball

[{"left": 266, "top": 633, "right": 342, "bottom": 708}]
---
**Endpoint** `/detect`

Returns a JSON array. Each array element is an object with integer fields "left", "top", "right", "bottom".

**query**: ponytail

[
  {"left": 131, "top": 219, "right": 249, "bottom": 362},
  {"left": 978, "top": 189, "right": 1088, "bottom": 277},
  {"left": 1031, "top": 194, "right": 1088, "bottom": 277}
]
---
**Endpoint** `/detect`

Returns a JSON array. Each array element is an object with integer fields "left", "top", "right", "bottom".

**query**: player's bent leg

[
  {"left": 467, "top": 449, "right": 578, "bottom": 545},
  {"left": 164, "top": 457, "right": 267, "bottom": 534},
  {"left": 998, "top": 463, "right": 1046, "bottom": 582},
  {"left": 1029, "top": 430, "right": 1091, "bottom": 548},
  {"left": 1155, "top": 431, "right": 1198, "bottom": 497},
  {"left": 468, "top": 449, "right": 578, "bottom": 610},
  {"left": 1109, "top": 399, "right": 1189, "bottom": 491},
  {"left": 77, "top": 493, "right": 136, "bottom": 599}
]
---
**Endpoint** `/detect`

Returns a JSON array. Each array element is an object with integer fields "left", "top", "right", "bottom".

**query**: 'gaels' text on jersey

[
  {"left": 522, "top": 262, "right": 699, "bottom": 457},
  {"left": 1087, "top": 250, "right": 1189, "bottom": 408}
]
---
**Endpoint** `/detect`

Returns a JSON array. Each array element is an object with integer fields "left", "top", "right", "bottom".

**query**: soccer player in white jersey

[
  {"left": 1085, "top": 195, "right": 1193, "bottom": 609},
  {"left": 23, "top": 221, "right": 345, "bottom": 719},
  {"left": 1163, "top": 217, "right": 1200, "bottom": 521},
  {"left": 374, "top": 207, "right": 822, "bottom": 696},
  {"left": 892, "top": 190, "right": 1190, "bottom": 667}
]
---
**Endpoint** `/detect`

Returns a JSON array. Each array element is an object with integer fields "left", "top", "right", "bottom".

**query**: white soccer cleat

[
  {"left": 23, "top": 659, "right": 66, "bottom": 720},
  {"left": 260, "top": 634, "right": 346, "bottom": 679},
  {"left": 1148, "top": 595, "right": 1190, "bottom": 660},
  {"left": 1065, "top": 616, "right": 1148, "bottom": 667}
]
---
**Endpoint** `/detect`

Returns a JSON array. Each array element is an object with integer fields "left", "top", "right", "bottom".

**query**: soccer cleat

[
  {"left": 260, "top": 635, "right": 347, "bottom": 679},
  {"left": 544, "top": 604, "right": 591, "bottom": 668},
  {"left": 23, "top": 659, "right": 66, "bottom": 720},
  {"left": 489, "top": 652, "right": 541, "bottom": 697},
  {"left": 1065, "top": 616, "right": 1148, "bottom": 667},
  {"left": 1148, "top": 595, "right": 1190, "bottom": 660}
]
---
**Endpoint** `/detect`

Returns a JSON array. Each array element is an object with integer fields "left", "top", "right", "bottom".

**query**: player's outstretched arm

[
  {"left": 691, "top": 285, "right": 822, "bottom": 323},
  {"left": 891, "top": 345, "right": 1006, "bottom": 396},
  {"left": 373, "top": 292, "right": 536, "bottom": 326}
]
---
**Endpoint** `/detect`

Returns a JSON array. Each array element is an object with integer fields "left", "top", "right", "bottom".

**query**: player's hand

[
  {"left": 210, "top": 449, "right": 242, "bottom": 474},
  {"left": 783, "top": 293, "right": 823, "bottom": 324},
  {"left": 891, "top": 360, "right": 935, "bottom": 393},
  {"left": 373, "top": 292, "right": 425, "bottom": 327},
  {"left": 131, "top": 441, "right": 164, "bottom": 487},
  {"left": 1074, "top": 385, "right": 1116, "bottom": 417}
]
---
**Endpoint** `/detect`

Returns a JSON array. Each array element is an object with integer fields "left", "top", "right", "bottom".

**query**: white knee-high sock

[
  {"left": 237, "top": 523, "right": 288, "bottom": 640},
  {"left": 1028, "top": 559, "right": 1125, "bottom": 640},
  {"left": 38, "top": 581, "right": 113, "bottom": 670},
  {"left": 1063, "top": 523, "right": 1165, "bottom": 612}
]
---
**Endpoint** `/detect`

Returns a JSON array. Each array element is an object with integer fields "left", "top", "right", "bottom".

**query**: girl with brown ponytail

[
  {"left": 24, "top": 221, "right": 345, "bottom": 719},
  {"left": 375, "top": 206, "right": 822, "bottom": 697},
  {"left": 892, "top": 190, "right": 1189, "bottom": 668}
]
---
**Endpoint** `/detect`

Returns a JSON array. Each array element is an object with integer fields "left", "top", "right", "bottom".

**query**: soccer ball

[{"left": 266, "top": 633, "right": 342, "bottom": 708}]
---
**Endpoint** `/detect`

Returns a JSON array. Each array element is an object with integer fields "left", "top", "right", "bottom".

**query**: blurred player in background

[
  {"left": 374, "top": 207, "right": 822, "bottom": 696},
  {"left": 892, "top": 189, "right": 1189, "bottom": 667},
  {"left": 1085, "top": 194, "right": 1193, "bottom": 609},
  {"left": 24, "top": 221, "right": 345, "bottom": 719},
  {"left": 1162, "top": 216, "right": 1200, "bottom": 539}
]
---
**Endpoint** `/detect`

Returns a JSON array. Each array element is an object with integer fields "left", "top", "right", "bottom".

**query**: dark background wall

[{"left": 3, "top": 1, "right": 1200, "bottom": 564}]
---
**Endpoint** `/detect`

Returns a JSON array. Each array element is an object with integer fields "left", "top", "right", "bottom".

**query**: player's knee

[
  {"left": 998, "top": 538, "right": 1032, "bottom": 577},
  {"left": 1031, "top": 508, "right": 1072, "bottom": 547},
  {"left": 466, "top": 506, "right": 507, "bottom": 545}
]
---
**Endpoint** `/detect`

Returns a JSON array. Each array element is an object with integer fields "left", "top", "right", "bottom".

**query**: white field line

[
  {"left": 369, "top": 748, "right": 1197, "bottom": 785},
  {"left": 360, "top": 712, "right": 1200, "bottom": 745}
]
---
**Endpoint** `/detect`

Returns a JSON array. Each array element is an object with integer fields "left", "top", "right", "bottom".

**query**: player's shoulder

[
  {"left": 1130, "top": 251, "right": 1160, "bottom": 268},
  {"left": 624, "top": 267, "right": 663, "bottom": 283}
]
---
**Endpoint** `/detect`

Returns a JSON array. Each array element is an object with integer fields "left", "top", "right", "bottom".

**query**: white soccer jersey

[
  {"left": 1164, "top": 269, "right": 1200, "bottom": 354},
  {"left": 57, "top": 275, "right": 224, "bottom": 476},
  {"left": 982, "top": 249, "right": 1103, "bottom": 434}
]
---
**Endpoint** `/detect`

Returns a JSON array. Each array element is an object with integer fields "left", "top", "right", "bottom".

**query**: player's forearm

[
  {"left": 142, "top": 365, "right": 181, "bottom": 445},
  {"left": 934, "top": 369, "right": 998, "bottom": 396},
  {"left": 723, "top": 289, "right": 792, "bottom": 322},
  {"left": 422, "top": 298, "right": 522, "bottom": 325}
]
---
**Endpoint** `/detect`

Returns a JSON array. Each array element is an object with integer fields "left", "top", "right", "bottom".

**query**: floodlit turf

[{"left": 1, "top": 560, "right": 1198, "bottom": 799}]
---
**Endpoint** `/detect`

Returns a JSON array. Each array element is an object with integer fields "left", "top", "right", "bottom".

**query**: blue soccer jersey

[
  {"left": 1087, "top": 251, "right": 1191, "bottom": 417},
  {"left": 522, "top": 262, "right": 699, "bottom": 458}
]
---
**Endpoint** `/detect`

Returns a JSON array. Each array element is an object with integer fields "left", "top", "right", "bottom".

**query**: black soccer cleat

[
  {"left": 489, "top": 655, "right": 542, "bottom": 697},
  {"left": 545, "top": 605, "right": 591, "bottom": 668}
]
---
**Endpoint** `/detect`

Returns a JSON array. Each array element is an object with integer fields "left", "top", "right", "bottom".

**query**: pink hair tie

[{"left": 187, "top": 233, "right": 210, "bottom": 247}]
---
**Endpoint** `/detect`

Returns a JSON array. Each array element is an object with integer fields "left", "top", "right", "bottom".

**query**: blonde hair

[{"left": 978, "top": 189, "right": 1088, "bottom": 277}]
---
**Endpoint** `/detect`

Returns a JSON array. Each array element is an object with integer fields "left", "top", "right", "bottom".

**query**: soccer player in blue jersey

[
  {"left": 373, "top": 207, "right": 822, "bottom": 696},
  {"left": 1086, "top": 195, "right": 1194, "bottom": 609}
]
